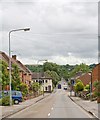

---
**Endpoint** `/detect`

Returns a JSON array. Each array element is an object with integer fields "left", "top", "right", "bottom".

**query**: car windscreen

[{"left": 12, "top": 91, "right": 22, "bottom": 96}]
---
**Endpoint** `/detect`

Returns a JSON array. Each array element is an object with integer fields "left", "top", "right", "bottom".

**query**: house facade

[
  {"left": 32, "top": 72, "right": 53, "bottom": 93},
  {"left": 0, "top": 51, "right": 32, "bottom": 88},
  {"left": 92, "top": 63, "right": 100, "bottom": 91},
  {"left": 16, "top": 59, "right": 32, "bottom": 86}
]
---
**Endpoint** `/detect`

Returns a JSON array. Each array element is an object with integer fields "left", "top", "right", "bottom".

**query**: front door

[{"left": 48, "top": 85, "right": 51, "bottom": 92}]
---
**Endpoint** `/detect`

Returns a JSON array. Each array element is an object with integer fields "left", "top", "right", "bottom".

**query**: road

[{"left": 8, "top": 88, "right": 94, "bottom": 118}]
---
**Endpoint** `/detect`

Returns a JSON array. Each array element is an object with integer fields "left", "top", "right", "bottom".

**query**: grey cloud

[
  {"left": 5, "top": 33, "right": 97, "bottom": 59},
  {"left": 1, "top": 1, "right": 98, "bottom": 33},
  {"left": 1, "top": 0, "right": 98, "bottom": 64}
]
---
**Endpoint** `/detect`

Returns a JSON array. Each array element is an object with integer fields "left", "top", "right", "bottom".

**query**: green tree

[
  {"left": 43, "top": 62, "right": 70, "bottom": 81},
  {"left": 84, "top": 84, "right": 90, "bottom": 92},
  {"left": 43, "top": 62, "right": 59, "bottom": 73},
  {"left": 0, "top": 60, "right": 9, "bottom": 90},
  {"left": 74, "top": 80, "right": 84, "bottom": 93},
  {"left": 93, "top": 81, "right": 100, "bottom": 97},
  {"left": 32, "top": 82, "right": 40, "bottom": 92},
  {"left": 69, "top": 63, "right": 90, "bottom": 78},
  {"left": 58, "top": 67, "right": 69, "bottom": 80},
  {"left": 19, "top": 83, "right": 28, "bottom": 97},
  {"left": 45, "top": 70, "right": 60, "bottom": 87},
  {"left": 11, "top": 64, "right": 21, "bottom": 90},
  {"left": 31, "top": 82, "right": 40, "bottom": 96},
  {"left": 26, "top": 65, "right": 43, "bottom": 72},
  {"left": 80, "top": 63, "right": 90, "bottom": 73}
]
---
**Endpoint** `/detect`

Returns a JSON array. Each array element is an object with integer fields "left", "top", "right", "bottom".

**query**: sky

[{"left": 0, "top": 0, "right": 99, "bottom": 65}]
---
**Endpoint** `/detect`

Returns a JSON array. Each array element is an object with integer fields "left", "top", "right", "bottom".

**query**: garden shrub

[{"left": 1, "top": 96, "right": 14, "bottom": 106}]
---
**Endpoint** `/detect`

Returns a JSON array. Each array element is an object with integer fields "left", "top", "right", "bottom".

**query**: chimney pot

[{"left": 12, "top": 55, "right": 17, "bottom": 60}]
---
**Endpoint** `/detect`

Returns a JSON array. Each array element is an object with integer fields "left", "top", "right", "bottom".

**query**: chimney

[{"left": 12, "top": 55, "right": 17, "bottom": 60}]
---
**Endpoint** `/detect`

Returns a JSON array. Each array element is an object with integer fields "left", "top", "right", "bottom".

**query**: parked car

[
  {"left": 64, "top": 87, "right": 67, "bottom": 90},
  {"left": 0, "top": 90, "right": 23, "bottom": 104},
  {"left": 63, "top": 84, "right": 68, "bottom": 90}
]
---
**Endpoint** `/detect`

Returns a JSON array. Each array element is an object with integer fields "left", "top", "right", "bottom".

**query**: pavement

[
  {"left": 0, "top": 93, "right": 50, "bottom": 119},
  {"left": 68, "top": 92, "right": 100, "bottom": 119}
]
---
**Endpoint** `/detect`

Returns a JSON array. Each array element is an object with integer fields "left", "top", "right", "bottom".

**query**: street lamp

[
  {"left": 9, "top": 28, "right": 30, "bottom": 106},
  {"left": 88, "top": 72, "right": 92, "bottom": 101},
  {"left": 37, "top": 59, "right": 48, "bottom": 96}
]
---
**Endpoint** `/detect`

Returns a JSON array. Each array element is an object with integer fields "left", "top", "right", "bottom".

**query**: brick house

[
  {"left": 15, "top": 58, "right": 32, "bottom": 86},
  {"left": 92, "top": 63, "right": 100, "bottom": 91},
  {"left": 77, "top": 73, "right": 91, "bottom": 86},
  {"left": 0, "top": 51, "right": 32, "bottom": 87},
  {"left": 32, "top": 72, "right": 53, "bottom": 93}
]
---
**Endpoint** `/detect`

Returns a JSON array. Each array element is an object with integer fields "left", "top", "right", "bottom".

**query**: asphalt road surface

[{"left": 8, "top": 88, "right": 94, "bottom": 118}]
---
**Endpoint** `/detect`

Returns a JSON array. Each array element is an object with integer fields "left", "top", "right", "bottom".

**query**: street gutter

[{"left": 68, "top": 95, "right": 99, "bottom": 120}]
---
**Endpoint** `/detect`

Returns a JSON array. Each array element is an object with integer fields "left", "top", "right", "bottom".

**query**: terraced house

[{"left": 0, "top": 51, "right": 32, "bottom": 88}]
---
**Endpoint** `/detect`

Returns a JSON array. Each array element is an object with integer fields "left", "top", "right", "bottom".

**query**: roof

[
  {"left": 72, "top": 71, "right": 83, "bottom": 80},
  {"left": 77, "top": 73, "right": 91, "bottom": 85},
  {"left": 17, "top": 60, "right": 32, "bottom": 74},
  {"left": 32, "top": 72, "right": 52, "bottom": 79},
  {"left": 0, "top": 51, "right": 9, "bottom": 63},
  {"left": 0, "top": 51, "right": 32, "bottom": 74},
  {"left": 92, "top": 63, "right": 100, "bottom": 71}
]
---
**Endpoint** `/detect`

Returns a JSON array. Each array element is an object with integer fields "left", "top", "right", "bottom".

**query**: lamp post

[
  {"left": 9, "top": 28, "right": 30, "bottom": 106},
  {"left": 88, "top": 72, "right": 92, "bottom": 101},
  {"left": 37, "top": 60, "right": 47, "bottom": 96}
]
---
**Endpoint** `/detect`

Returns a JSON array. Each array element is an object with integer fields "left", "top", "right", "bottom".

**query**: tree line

[{"left": 26, "top": 62, "right": 93, "bottom": 87}]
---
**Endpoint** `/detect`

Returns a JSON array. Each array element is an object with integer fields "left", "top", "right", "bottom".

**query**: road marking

[{"left": 48, "top": 113, "right": 50, "bottom": 116}]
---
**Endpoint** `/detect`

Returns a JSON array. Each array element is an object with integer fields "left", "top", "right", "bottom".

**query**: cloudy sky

[{"left": 0, "top": 0, "right": 99, "bottom": 65}]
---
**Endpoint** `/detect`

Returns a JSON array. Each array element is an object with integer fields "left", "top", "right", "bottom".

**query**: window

[
  {"left": 42, "top": 80, "right": 44, "bottom": 83},
  {"left": 36, "top": 80, "right": 38, "bottom": 82},
  {"left": 12, "top": 92, "right": 16, "bottom": 95},
  {"left": 4, "top": 91, "right": 8, "bottom": 96},
  {"left": 45, "top": 80, "right": 48, "bottom": 83}
]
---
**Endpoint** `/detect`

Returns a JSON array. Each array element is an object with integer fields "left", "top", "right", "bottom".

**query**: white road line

[{"left": 48, "top": 113, "right": 50, "bottom": 116}]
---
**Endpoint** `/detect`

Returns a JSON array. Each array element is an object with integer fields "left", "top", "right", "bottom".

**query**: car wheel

[{"left": 14, "top": 100, "right": 19, "bottom": 104}]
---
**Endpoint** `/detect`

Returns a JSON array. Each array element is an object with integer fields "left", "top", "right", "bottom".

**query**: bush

[
  {"left": 94, "top": 91, "right": 100, "bottom": 97},
  {"left": 32, "top": 82, "right": 40, "bottom": 92},
  {"left": 19, "top": 83, "right": 28, "bottom": 97},
  {"left": 1, "top": 96, "right": 14, "bottom": 106},
  {"left": 93, "top": 81, "right": 100, "bottom": 98},
  {"left": 2, "top": 96, "right": 10, "bottom": 106},
  {"left": 75, "top": 82, "right": 84, "bottom": 93},
  {"left": 86, "top": 93, "right": 90, "bottom": 97},
  {"left": 84, "top": 89, "right": 88, "bottom": 92},
  {"left": 76, "top": 79, "right": 82, "bottom": 83},
  {"left": 93, "top": 81, "right": 100, "bottom": 88},
  {"left": 84, "top": 84, "right": 90, "bottom": 91},
  {"left": 81, "top": 91, "right": 90, "bottom": 100}
]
